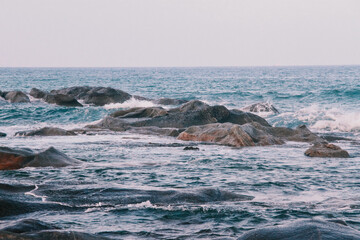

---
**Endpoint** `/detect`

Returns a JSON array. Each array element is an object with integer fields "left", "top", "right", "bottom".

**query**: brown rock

[
  {"left": 15, "top": 127, "right": 76, "bottom": 137},
  {"left": 305, "top": 143, "right": 350, "bottom": 158}
]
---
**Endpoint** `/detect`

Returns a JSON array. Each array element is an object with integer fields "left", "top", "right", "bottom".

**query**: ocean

[{"left": 0, "top": 66, "right": 359, "bottom": 239}]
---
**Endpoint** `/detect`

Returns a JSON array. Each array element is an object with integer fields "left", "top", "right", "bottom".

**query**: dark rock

[
  {"left": 129, "top": 126, "right": 184, "bottom": 137},
  {"left": 0, "top": 132, "right": 6, "bottom": 137},
  {"left": 15, "top": 127, "right": 76, "bottom": 137},
  {"left": 305, "top": 143, "right": 350, "bottom": 158},
  {"left": 237, "top": 219, "right": 360, "bottom": 240},
  {"left": 153, "top": 98, "right": 188, "bottom": 105},
  {"left": 183, "top": 146, "right": 200, "bottom": 151},
  {"left": 267, "top": 124, "right": 324, "bottom": 143},
  {"left": 0, "top": 146, "right": 81, "bottom": 170},
  {"left": 4, "top": 91, "right": 30, "bottom": 103},
  {"left": 110, "top": 107, "right": 167, "bottom": 118},
  {"left": 51, "top": 86, "right": 132, "bottom": 106},
  {"left": 87, "top": 116, "right": 131, "bottom": 131},
  {"left": 243, "top": 102, "right": 280, "bottom": 114},
  {"left": 29, "top": 88, "right": 47, "bottom": 99},
  {"left": 178, "top": 122, "right": 284, "bottom": 147},
  {"left": 227, "top": 109, "right": 271, "bottom": 127},
  {"left": 320, "top": 134, "right": 353, "bottom": 142},
  {"left": 43, "top": 94, "right": 83, "bottom": 107}
]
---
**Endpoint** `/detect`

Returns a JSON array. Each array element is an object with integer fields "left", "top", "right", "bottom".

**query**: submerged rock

[
  {"left": 0, "top": 132, "right": 6, "bottom": 137},
  {"left": 4, "top": 91, "right": 30, "bottom": 103},
  {"left": 51, "top": 86, "right": 132, "bottom": 106},
  {"left": 243, "top": 102, "right": 280, "bottom": 114},
  {"left": 0, "top": 146, "right": 81, "bottom": 170},
  {"left": 183, "top": 146, "right": 200, "bottom": 151},
  {"left": 305, "top": 143, "right": 350, "bottom": 158},
  {"left": 15, "top": 127, "right": 76, "bottom": 137},
  {"left": 178, "top": 122, "right": 284, "bottom": 147},
  {"left": 237, "top": 219, "right": 360, "bottom": 240},
  {"left": 0, "top": 219, "right": 110, "bottom": 240}
]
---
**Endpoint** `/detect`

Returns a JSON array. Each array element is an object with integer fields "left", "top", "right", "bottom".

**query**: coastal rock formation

[
  {"left": 15, "top": 127, "right": 77, "bottom": 137},
  {"left": 0, "top": 132, "right": 6, "bottom": 137},
  {"left": 238, "top": 219, "right": 360, "bottom": 240},
  {"left": 243, "top": 102, "right": 280, "bottom": 114},
  {"left": 30, "top": 88, "right": 82, "bottom": 107},
  {"left": 0, "top": 219, "right": 110, "bottom": 240},
  {"left": 110, "top": 107, "right": 168, "bottom": 118},
  {"left": 50, "top": 86, "right": 132, "bottom": 106},
  {"left": 3, "top": 91, "right": 30, "bottom": 103},
  {"left": 178, "top": 122, "right": 284, "bottom": 147},
  {"left": 305, "top": 143, "right": 350, "bottom": 158},
  {"left": 0, "top": 146, "right": 81, "bottom": 170},
  {"left": 153, "top": 98, "right": 188, "bottom": 105}
]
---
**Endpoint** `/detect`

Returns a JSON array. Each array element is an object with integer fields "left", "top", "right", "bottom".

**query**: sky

[{"left": 0, "top": 0, "right": 360, "bottom": 67}]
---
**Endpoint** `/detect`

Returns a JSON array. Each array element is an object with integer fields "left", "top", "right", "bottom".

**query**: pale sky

[{"left": 1, "top": 0, "right": 360, "bottom": 67}]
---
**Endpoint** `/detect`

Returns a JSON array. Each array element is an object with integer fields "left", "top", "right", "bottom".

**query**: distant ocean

[{"left": 1, "top": 66, "right": 360, "bottom": 239}]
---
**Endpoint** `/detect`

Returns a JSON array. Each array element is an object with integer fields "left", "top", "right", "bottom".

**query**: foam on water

[{"left": 104, "top": 97, "right": 157, "bottom": 109}]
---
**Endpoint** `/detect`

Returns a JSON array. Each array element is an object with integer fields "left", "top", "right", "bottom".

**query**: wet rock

[
  {"left": 178, "top": 122, "right": 284, "bottom": 147},
  {"left": 243, "top": 102, "right": 280, "bottom": 114},
  {"left": 4, "top": 91, "right": 30, "bottom": 103},
  {"left": 153, "top": 98, "right": 188, "bottom": 105},
  {"left": 29, "top": 88, "right": 47, "bottom": 99},
  {"left": 320, "top": 134, "right": 353, "bottom": 142},
  {"left": 110, "top": 107, "right": 167, "bottom": 118},
  {"left": 237, "top": 219, "right": 360, "bottom": 240},
  {"left": 87, "top": 116, "right": 131, "bottom": 131},
  {"left": 305, "top": 143, "right": 350, "bottom": 158},
  {"left": 129, "top": 126, "right": 184, "bottom": 137},
  {"left": 15, "top": 127, "right": 76, "bottom": 137},
  {"left": 266, "top": 124, "right": 324, "bottom": 143},
  {"left": 51, "top": 86, "right": 132, "bottom": 106},
  {"left": 0, "top": 146, "right": 81, "bottom": 170},
  {"left": 43, "top": 94, "right": 83, "bottom": 107},
  {"left": 0, "top": 132, "right": 6, "bottom": 137},
  {"left": 183, "top": 146, "right": 200, "bottom": 151}
]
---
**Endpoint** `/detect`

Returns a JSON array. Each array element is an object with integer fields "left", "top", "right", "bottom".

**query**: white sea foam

[{"left": 104, "top": 97, "right": 157, "bottom": 109}]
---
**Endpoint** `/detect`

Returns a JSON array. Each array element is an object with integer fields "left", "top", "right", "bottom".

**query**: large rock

[
  {"left": 43, "top": 94, "right": 83, "bottom": 107},
  {"left": 153, "top": 98, "right": 188, "bottom": 105},
  {"left": 243, "top": 102, "right": 280, "bottom": 114},
  {"left": 305, "top": 143, "right": 350, "bottom": 158},
  {"left": 15, "top": 127, "right": 76, "bottom": 137},
  {"left": 264, "top": 124, "right": 324, "bottom": 143},
  {"left": 29, "top": 88, "right": 47, "bottom": 99},
  {"left": 0, "top": 219, "right": 110, "bottom": 240},
  {"left": 4, "top": 91, "right": 30, "bottom": 103},
  {"left": 178, "top": 122, "right": 284, "bottom": 147},
  {"left": 238, "top": 219, "right": 360, "bottom": 240},
  {"left": 110, "top": 107, "right": 167, "bottom": 118},
  {"left": 51, "top": 86, "right": 132, "bottom": 106},
  {"left": 0, "top": 146, "right": 81, "bottom": 170}
]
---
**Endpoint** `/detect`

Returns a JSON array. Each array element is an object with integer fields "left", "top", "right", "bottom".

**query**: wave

[{"left": 103, "top": 97, "right": 157, "bottom": 109}]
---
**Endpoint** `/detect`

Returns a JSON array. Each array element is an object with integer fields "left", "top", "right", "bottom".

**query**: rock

[
  {"left": 266, "top": 124, "right": 324, "bottom": 143},
  {"left": 4, "top": 91, "right": 30, "bottom": 103},
  {"left": 110, "top": 107, "right": 167, "bottom": 118},
  {"left": 129, "top": 126, "right": 184, "bottom": 137},
  {"left": 43, "top": 94, "right": 83, "bottom": 107},
  {"left": 178, "top": 122, "right": 284, "bottom": 147},
  {"left": 320, "top": 134, "right": 353, "bottom": 142},
  {"left": 87, "top": 116, "right": 131, "bottom": 131},
  {"left": 243, "top": 102, "right": 280, "bottom": 114},
  {"left": 0, "top": 146, "right": 81, "bottom": 170},
  {"left": 183, "top": 146, "right": 199, "bottom": 151},
  {"left": 153, "top": 98, "right": 188, "bottom": 105},
  {"left": 29, "top": 88, "right": 47, "bottom": 99},
  {"left": 237, "top": 219, "right": 360, "bottom": 240},
  {"left": 0, "top": 219, "right": 110, "bottom": 240},
  {"left": 305, "top": 143, "right": 350, "bottom": 158},
  {"left": 0, "top": 132, "right": 6, "bottom": 137},
  {"left": 51, "top": 86, "right": 132, "bottom": 106},
  {"left": 15, "top": 127, "right": 76, "bottom": 137}
]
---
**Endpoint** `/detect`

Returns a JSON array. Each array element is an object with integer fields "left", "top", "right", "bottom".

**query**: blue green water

[{"left": 0, "top": 66, "right": 359, "bottom": 239}]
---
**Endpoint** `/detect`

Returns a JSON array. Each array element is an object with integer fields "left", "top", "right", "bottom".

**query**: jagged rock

[
  {"left": 238, "top": 219, "right": 360, "bottom": 240},
  {"left": 265, "top": 124, "right": 324, "bottom": 143},
  {"left": 0, "top": 132, "right": 6, "bottom": 137},
  {"left": 29, "top": 88, "right": 47, "bottom": 99},
  {"left": 110, "top": 107, "right": 167, "bottom": 118},
  {"left": 43, "top": 94, "right": 83, "bottom": 107},
  {"left": 305, "top": 143, "right": 350, "bottom": 158},
  {"left": 178, "top": 122, "right": 284, "bottom": 147},
  {"left": 51, "top": 86, "right": 132, "bottom": 106},
  {"left": 15, "top": 127, "right": 76, "bottom": 137},
  {"left": 243, "top": 102, "right": 280, "bottom": 114},
  {"left": 153, "top": 98, "right": 188, "bottom": 105},
  {"left": 0, "top": 146, "right": 81, "bottom": 170},
  {"left": 4, "top": 91, "right": 30, "bottom": 103},
  {"left": 87, "top": 116, "right": 131, "bottom": 131}
]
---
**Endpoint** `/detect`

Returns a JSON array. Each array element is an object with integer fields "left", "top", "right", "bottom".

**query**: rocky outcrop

[
  {"left": 50, "top": 86, "right": 132, "bottom": 106},
  {"left": 30, "top": 88, "right": 82, "bottom": 107},
  {"left": 29, "top": 88, "right": 47, "bottom": 99},
  {"left": 305, "top": 143, "right": 350, "bottom": 158},
  {"left": 0, "top": 219, "right": 110, "bottom": 240},
  {"left": 238, "top": 219, "right": 360, "bottom": 240},
  {"left": 153, "top": 98, "right": 188, "bottom": 105},
  {"left": 243, "top": 102, "right": 279, "bottom": 114},
  {"left": 15, "top": 127, "right": 76, "bottom": 137},
  {"left": 0, "top": 146, "right": 81, "bottom": 170},
  {"left": 178, "top": 122, "right": 284, "bottom": 147},
  {"left": 4, "top": 91, "right": 30, "bottom": 103},
  {"left": 0, "top": 132, "right": 6, "bottom": 137},
  {"left": 110, "top": 107, "right": 168, "bottom": 118}
]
